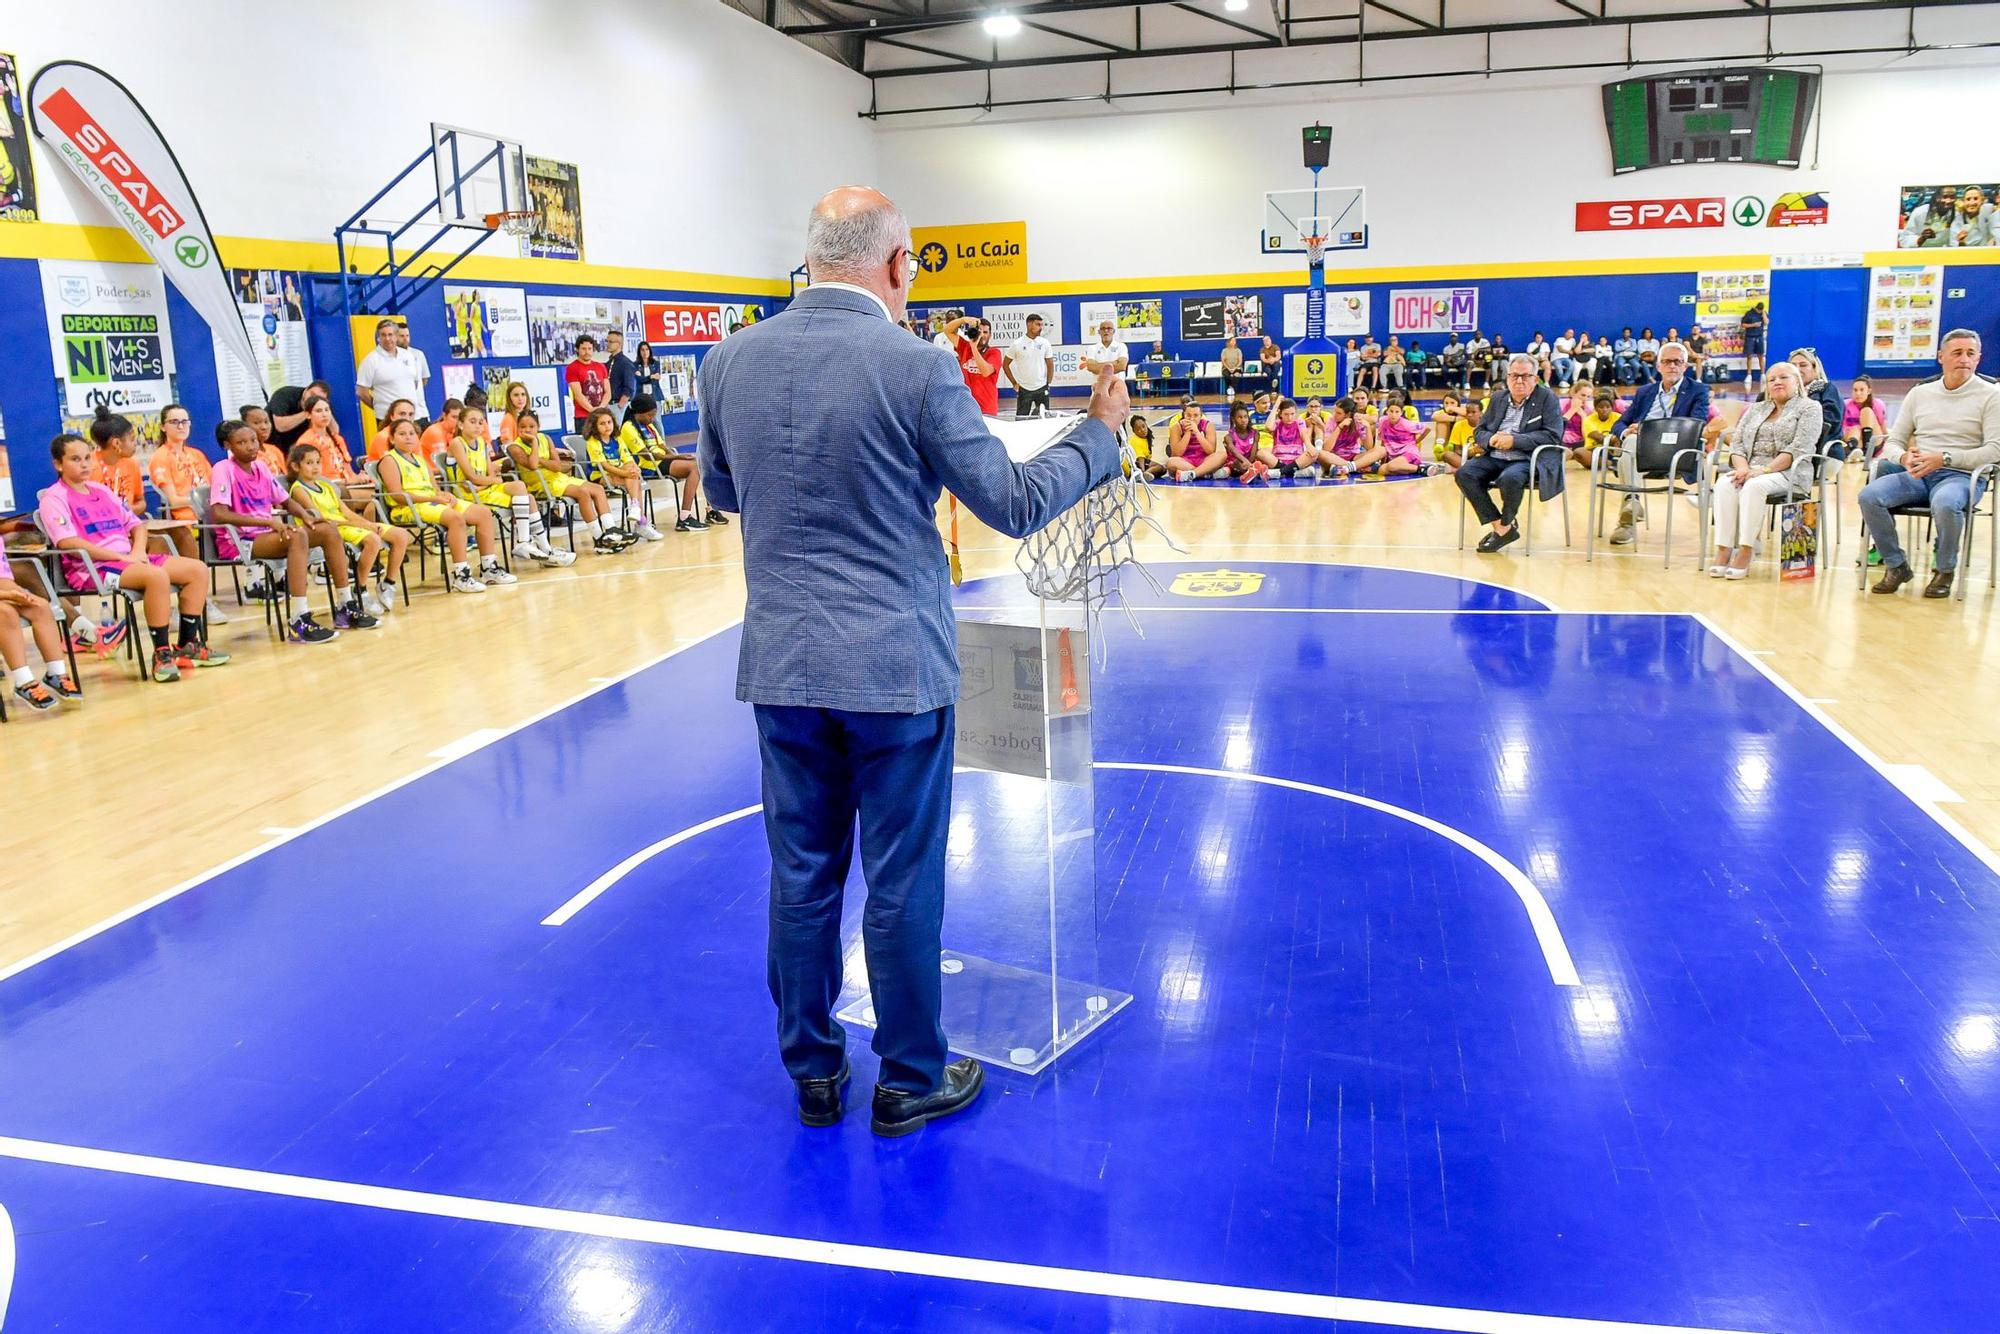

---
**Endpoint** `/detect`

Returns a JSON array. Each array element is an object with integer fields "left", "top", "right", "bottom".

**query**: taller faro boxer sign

[{"left": 27, "top": 62, "right": 261, "bottom": 388}]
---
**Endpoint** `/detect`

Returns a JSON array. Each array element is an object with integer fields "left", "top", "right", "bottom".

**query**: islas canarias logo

[{"left": 917, "top": 241, "right": 949, "bottom": 274}]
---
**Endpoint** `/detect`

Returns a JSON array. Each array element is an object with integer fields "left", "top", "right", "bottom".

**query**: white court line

[
  {"left": 1882, "top": 764, "right": 1965, "bottom": 806},
  {"left": 546, "top": 763, "right": 1582, "bottom": 989},
  {"left": 0, "top": 1135, "right": 1763, "bottom": 1334},
  {"left": 1693, "top": 612, "right": 2000, "bottom": 878},
  {"left": 427, "top": 728, "right": 508, "bottom": 762},
  {"left": 0, "top": 623, "right": 740, "bottom": 986}
]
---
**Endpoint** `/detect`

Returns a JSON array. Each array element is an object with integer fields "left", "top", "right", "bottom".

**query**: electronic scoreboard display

[{"left": 1602, "top": 67, "right": 1819, "bottom": 174}]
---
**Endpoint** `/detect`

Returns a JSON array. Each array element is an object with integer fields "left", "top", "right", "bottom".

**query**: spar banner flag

[{"left": 26, "top": 62, "right": 262, "bottom": 389}]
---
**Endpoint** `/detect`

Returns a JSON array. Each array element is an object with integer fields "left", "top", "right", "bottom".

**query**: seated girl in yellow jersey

[
  {"left": 1574, "top": 389, "right": 1621, "bottom": 468},
  {"left": 446, "top": 404, "right": 575, "bottom": 567},
  {"left": 286, "top": 442, "right": 408, "bottom": 616},
  {"left": 40, "top": 433, "right": 229, "bottom": 683},
  {"left": 618, "top": 395, "right": 727, "bottom": 531},
  {"left": 1125, "top": 413, "right": 1170, "bottom": 480},
  {"left": 582, "top": 407, "right": 667, "bottom": 541},
  {"left": 378, "top": 418, "right": 516, "bottom": 593},
  {"left": 208, "top": 419, "right": 351, "bottom": 644},
  {"left": 0, "top": 531, "right": 80, "bottom": 712},
  {"left": 1417, "top": 393, "right": 1475, "bottom": 474},
  {"left": 505, "top": 410, "right": 631, "bottom": 554},
  {"left": 1301, "top": 397, "right": 1330, "bottom": 442}
]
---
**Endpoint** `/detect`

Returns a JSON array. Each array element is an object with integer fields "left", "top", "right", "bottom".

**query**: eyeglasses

[
  {"left": 162, "top": 416, "right": 191, "bottom": 425},
  {"left": 894, "top": 248, "right": 918, "bottom": 280}
]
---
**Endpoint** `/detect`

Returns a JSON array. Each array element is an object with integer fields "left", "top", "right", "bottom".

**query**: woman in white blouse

[{"left": 1709, "top": 361, "right": 1821, "bottom": 579}]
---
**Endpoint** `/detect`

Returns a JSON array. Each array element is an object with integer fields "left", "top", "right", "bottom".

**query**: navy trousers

[{"left": 753, "top": 703, "right": 954, "bottom": 1096}]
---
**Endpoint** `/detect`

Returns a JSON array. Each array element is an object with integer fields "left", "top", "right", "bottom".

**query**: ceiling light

[
  {"left": 983, "top": 10, "right": 1022, "bottom": 36},
  {"left": 1224, "top": 0, "right": 1250, "bottom": 10}
]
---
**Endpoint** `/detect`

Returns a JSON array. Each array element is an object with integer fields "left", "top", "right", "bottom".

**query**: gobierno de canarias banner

[{"left": 27, "top": 61, "right": 261, "bottom": 390}]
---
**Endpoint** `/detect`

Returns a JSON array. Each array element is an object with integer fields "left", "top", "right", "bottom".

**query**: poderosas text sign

[
  {"left": 39, "top": 259, "right": 177, "bottom": 415},
  {"left": 27, "top": 62, "right": 260, "bottom": 385}
]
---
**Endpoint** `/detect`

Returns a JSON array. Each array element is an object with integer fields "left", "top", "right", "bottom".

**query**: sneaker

[
  {"left": 97, "top": 619, "right": 129, "bottom": 653},
  {"left": 362, "top": 589, "right": 390, "bottom": 618},
  {"left": 241, "top": 574, "right": 273, "bottom": 602},
  {"left": 538, "top": 546, "right": 577, "bottom": 567},
  {"left": 287, "top": 613, "right": 338, "bottom": 645},
  {"left": 12, "top": 678, "right": 58, "bottom": 711},
  {"left": 178, "top": 642, "right": 231, "bottom": 667},
  {"left": 206, "top": 602, "right": 230, "bottom": 625},
  {"left": 704, "top": 511, "right": 729, "bottom": 526},
  {"left": 636, "top": 521, "right": 666, "bottom": 542},
  {"left": 151, "top": 650, "right": 182, "bottom": 683},
  {"left": 674, "top": 516, "right": 709, "bottom": 532},
  {"left": 1423, "top": 462, "right": 1449, "bottom": 477},
  {"left": 46, "top": 673, "right": 83, "bottom": 702},
  {"left": 1609, "top": 520, "right": 1637, "bottom": 546},
  {"left": 594, "top": 528, "right": 635, "bottom": 552},
  {"left": 69, "top": 617, "right": 100, "bottom": 649},
  {"left": 481, "top": 563, "right": 519, "bottom": 586},
  {"left": 450, "top": 570, "right": 489, "bottom": 594},
  {"left": 336, "top": 601, "right": 380, "bottom": 630}
]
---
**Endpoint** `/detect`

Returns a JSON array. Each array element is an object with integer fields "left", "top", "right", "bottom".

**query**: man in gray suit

[{"left": 697, "top": 187, "right": 1126, "bottom": 1136}]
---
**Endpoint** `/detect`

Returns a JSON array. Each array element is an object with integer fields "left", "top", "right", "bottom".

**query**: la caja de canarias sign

[{"left": 910, "top": 221, "right": 1028, "bottom": 290}]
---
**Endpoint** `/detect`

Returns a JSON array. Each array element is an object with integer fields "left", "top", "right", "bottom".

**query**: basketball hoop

[
  {"left": 1017, "top": 427, "right": 1180, "bottom": 653},
  {"left": 1305, "top": 234, "right": 1327, "bottom": 269},
  {"left": 485, "top": 210, "right": 534, "bottom": 238}
]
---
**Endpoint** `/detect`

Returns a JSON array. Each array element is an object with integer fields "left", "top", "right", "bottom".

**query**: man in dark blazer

[
  {"left": 1458, "top": 353, "right": 1565, "bottom": 553},
  {"left": 1607, "top": 341, "right": 1710, "bottom": 543},
  {"left": 697, "top": 187, "right": 1125, "bottom": 1137}
]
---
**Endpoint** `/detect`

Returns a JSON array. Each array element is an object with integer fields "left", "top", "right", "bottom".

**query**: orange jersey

[
  {"left": 298, "top": 427, "right": 357, "bottom": 482},
  {"left": 146, "top": 443, "right": 212, "bottom": 520},
  {"left": 418, "top": 421, "right": 456, "bottom": 461},
  {"left": 258, "top": 442, "right": 286, "bottom": 477},
  {"left": 96, "top": 451, "right": 145, "bottom": 510}
]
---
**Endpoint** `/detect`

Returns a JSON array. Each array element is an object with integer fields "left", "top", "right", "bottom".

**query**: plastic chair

[
  {"left": 30, "top": 508, "right": 149, "bottom": 681},
  {"left": 567, "top": 432, "right": 656, "bottom": 531},
  {"left": 1455, "top": 444, "right": 1572, "bottom": 557},
  {"left": 1586, "top": 416, "right": 1706, "bottom": 567},
  {"left": 366, "top": 458, "right": 455, "bottom": 592},
  {"left": 438, "top": 449, "right": 515, "bottom": 571},
  {"left": 1857, "top": 459, "right": 1997, "bottom": 601}
]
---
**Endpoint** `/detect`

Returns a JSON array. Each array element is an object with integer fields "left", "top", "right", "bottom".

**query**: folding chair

[
  {"left": 1857, "top": 459, "right": 1997, "bottom": 601},
  {"left": 438, "top": 451, "right": 515, "bottom": 571},
  {"left": 1587, "top": 416, "right": 1706, "bottom": 567},
  {"left": 1455, "top": 444, "right": 1572, "bottom": 557},
  {"left": 31, "top": 510, "right": 148, "bottom": 681},
  {"left": 567, "top": 432, "right": 654, "bottom": 532},
  {"left": 366, "top": 459, "right": 456, "bottom": 592}
]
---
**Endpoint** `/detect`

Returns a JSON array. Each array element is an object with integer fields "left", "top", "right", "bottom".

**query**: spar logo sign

[
  {"left": 642, "top": 301, "right": 762, "bottom": 345},
  {"left": 36, "top": 86, "right": 186, "bottom": 241},
  {"left": 1575, "top": 198, "right": 1726, "bottom": 231},
  {"left": 1389, "top": 286, "right": 1478, "bottom": 335}
]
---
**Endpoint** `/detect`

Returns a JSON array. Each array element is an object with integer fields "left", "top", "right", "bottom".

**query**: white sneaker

[
  {"left": 481, "top": 562, "right": 519, "bottom": 586},
  {"left": 538, "top": 546, "right": 577, "bottom": 567},
  {"left": 207, "top": 602, "right": 231, "bottom": 624},
  {"left": 636, "top": 521, "right": 665, "bottom": 541},
  {"left": 362, "top": 589, "right": 390, "bottom": 617},
  {"left": 450, "top": 570, "right": 488, "bottom": 594}
]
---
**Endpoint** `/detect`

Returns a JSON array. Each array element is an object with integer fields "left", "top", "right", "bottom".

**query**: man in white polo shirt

[
  {"left": 355, "top": 318, "right": 423, "bottom": 425},
  {"left": 394, "top": 319, "right": 433, "bottom": 418},
  {"left": 1005, "top": 312, "right": 1055, "bottom": 419},
  {"left": 1083, "top": 319, "right": 1130, "bottom": 382}
]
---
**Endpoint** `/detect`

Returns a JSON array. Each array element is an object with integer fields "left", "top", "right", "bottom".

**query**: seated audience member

[
  {"left": 240, "top": 405, "right": 286, "bottom": 475},
  {"left": 496, "top": 380, "right": 534, "bottom": 444},
  {"left": 1483, "top": 336, "right": 1512, "bottom": 391},
  {"left": 1258, "top": 336, "right": 1282, "bottom": 379},
  {"left": 1218, "top": 337, "right": 1244, "bottom": 396},
  {"left": 41, "top": 432, "right": 228, "bottom": 680},
  {"left": 1457, "top": 355, "right": 1564, "bottom": 553},
  {"left": 1355, "top": 336, "right": 1383, "bottom": 390},
  {"left": 1707, "top": 363, "right": 1820, "bottom": 579},
  {"left": 1380, "top": 336, "right": 1407, "bottom": 391},
  {"left": 1160, "top": 400, "right": 1216, "bottom": 481},
  {"left": 208, "top": 419, "right": 353, "bottom": 641},
  {"left": 581, "top": 407, "right": 665, "bottom": 541},
  {"left": 1613, "top": 327, "right": 1639, "bottom": 385},
  {"left": 447, "top": 404, "right": 572, "bottom": 566},
  {"left": 1686, "top": 328, "right": 1710, "bottom": 383},
  {"left": 1635, "top": 328, "right": 1661, "bottom": 382},
  {"left": 619, "top": 395, "right": 722, "bottom": 530},
  {"left": 1570, "top": 333, "right": 1598, "bottom": 386},
  {"left": 378, "top": 417, "right": 517, "bottom": 593},
  {"left": 1463, "top": 331, "right": 1492, "bottom": 388},
  {"left": 1843, "top": 377, "right": 1885, "bottom": 460},
  {"left": 1605, "top": 341, "right": 1710, "bottom": 544},
  {"left": 1349, "top": 395, "right": 1424, "bottom": 477},
  {"left": 1524, "top": 331, "right": 1552, "bottom": 383},
  {"left": 298, "top": 395, "right": 375, "bottom": 513},
  {"left": 1575, "top": 389, "right": 1621, "bottom": 467},
  {"left": 1439, "top": 333, "right": 1469, "bottom": 391},
  {"left": 87, "top": 408, "right": 146, "bottom": 514},
  {"left": 1787, "top": 347, "right": 1844, "bottom": 460},
  {"left": 287, "top": 442, "right": 407, "bottom": 616},
  {"left": 507, "top": 410, "right": 631, "bottom": 552},
  {"left": 417, "top": 399, "right": 463, "bottom": 463},
  {"left": 1404, "top": 339, "right": 1429, "bottom": 391},
  {"left": 366, "top": 399, "right": 419, "bottom": 462},
  {"left": 145, "top": 403, "right": 208, "bottom": 561},
  {"left": 1263, "top": 398, "right": 1327, "bottom": 479},
  {"left": 1551, "top": 329, "right": 1577, "bottom": 387},
  {"left": 0, "top": 530, "right": 80, "bottom": 711},
  {"left": 266, "top": 378, "right": 332, "bottom": 451},
  {"left": 1126, "top": 413, "right": 1168, "bottom": 480},
  {"left": 1859, "top": 328, "right": 1999, "bottom": 598},
  {"left": 1420, "top": 393, "right": 1476, "bottom": 473},
  {"left": 1323, "top": 396, "right": 1373, "bottom": 472}
]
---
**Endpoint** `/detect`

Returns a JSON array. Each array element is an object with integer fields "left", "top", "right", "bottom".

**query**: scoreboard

[{"left": 1602, "top": 67, "right": 1819, "bottom": 174}]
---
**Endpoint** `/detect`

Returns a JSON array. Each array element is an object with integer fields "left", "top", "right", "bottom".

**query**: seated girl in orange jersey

[
  {"left": 1165, "top": 399, "right": 1225, "bottom": 481},
  {"left": 365, "top": 399, "right": 418, "bottom": 462},
  {"left": 1260, "top": 398, "right": 1329, "bottom": 480},
  {"left": 446, "top": 403, "right": 574, "bottom": 566},
  {"left": 39, "top": 433, "right": 228, "bottom": 682},
  {"left": 143, "top": 403, "right": 207, "bottom": 560},
  {"left": 1321, "top": 396, "right": 1374, "bottom": 474},
  {"left": 1346, "top": 391, "right": 1426, "bottom": 477},
  {"left": 581, "top": 407, "right": 668, "bottom": 540},
  {"left": 297, "top": 395, "right": 376, "bottom": 513},
  {"left": 617, "top": 395, "right": 725, "bottom": 531},
  {"left": 86, "top": 408, "right": 147, "bottom": 515},
  {"left": 506, "top": 410, "right": 630, "bottom": 554},
  {"left": 210, "top": 419, "right": 372, "bottom": 642},
  {"left": 418, "top": 399, "right": 463, "bottom": 464},
  {"left": 496, "top": 381, "right": 533, "bottom": 445},
  {"left": 239, "top": 404, "right": 288, "bottom": 475},
  {"left": 286, "top": 441, "right": 409, "bottom": 616},
  {"left": 378, "top": 417, "right": 516, "bottom": 593},
  {"left": 0, "top": 527, "right": 80, "bottom": 712}
]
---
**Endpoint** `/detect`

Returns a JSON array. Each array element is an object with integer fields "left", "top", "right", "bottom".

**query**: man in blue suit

[
  {"left": 1606, "top": 340, "right": 1710, "bottom": 544},
  {"left": 1458, "top": 354, "right": 1566, "bottom": 553},
  {"left": 697, "top": 187, "right": 1125, "bottom": 1136}
]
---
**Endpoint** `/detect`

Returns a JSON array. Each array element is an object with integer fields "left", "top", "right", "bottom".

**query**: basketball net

[{"left": 1305, "top": 234, "right": 1327, "bottom": 272}]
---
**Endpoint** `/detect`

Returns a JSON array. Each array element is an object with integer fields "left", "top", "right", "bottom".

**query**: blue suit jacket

[
  {"left": 1612, "top": 375, "right": 1711, "bottom": 436},
  {"left": 697, "top": 285, "right": 1120, "bottom": 713},
  {"left": 1473, "top": 382, "right": 1566, "bottom": 500}
]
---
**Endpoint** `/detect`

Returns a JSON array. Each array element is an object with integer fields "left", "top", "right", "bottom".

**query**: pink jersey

[
  {"left": 1328, "top": 418, "right": 1366, "bottom": 462},
  {"left": 1178, "top": 422, "right": 1214, "bottom": 467},
  {"left": 1225, "top": 428, "right": 1259, "bottom": 462},
  {"left": 210, "top": 457, "right": 284, "bottom": 560},
  {"left": 1377, "top": 414, "right": 1423, "bottom": 465},
  {"left": 1270, "top": 418, "right": 1307, "bottom": 463},
  {"left": 38, "top": 481, "right": 140, "bottom": 590}
]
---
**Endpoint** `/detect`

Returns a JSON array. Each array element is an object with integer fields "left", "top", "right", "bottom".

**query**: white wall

[
  {"left": 8, "top": 0, "right": 876, "bottom": 280},
  {"left": 873, "top": 25, "right": 2000, "bottom": 285}
]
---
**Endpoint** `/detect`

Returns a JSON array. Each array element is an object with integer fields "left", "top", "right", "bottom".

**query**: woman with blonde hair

[{"left": 1708, "top": 362, "right": 1819, "bottom": 580}]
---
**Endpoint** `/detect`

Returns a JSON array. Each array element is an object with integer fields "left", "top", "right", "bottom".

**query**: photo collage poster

[
  {"left": 444, "top": 285, "right": 531, "bottom": 359},
  {"left": 215, "top": 268, "right": 312, "bottom": 415},
  {"left": 524, "top": 157, "right": 584, "bottom": 261},
  {"left": 1866, "top": 265, "right": 1943, "bottom": 361},
  {"left": 0, "top": 52, "right": 38, "bottom": 222},
  {"left": 1692, "top": 269, "right": 1770, "bottom": 372}
]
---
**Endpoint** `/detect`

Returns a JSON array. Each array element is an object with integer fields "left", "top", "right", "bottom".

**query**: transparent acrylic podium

[{"left": 833, "top": 418, "right": 1134, "bottom": 1076}]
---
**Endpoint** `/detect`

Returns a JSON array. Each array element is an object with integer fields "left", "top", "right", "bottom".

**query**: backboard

[
  {"left": 1261, "top": 186, "right": 1368, "bottom": 255},
  {"left": 431, "top": 123, "right": 528, "bottom": 229}
]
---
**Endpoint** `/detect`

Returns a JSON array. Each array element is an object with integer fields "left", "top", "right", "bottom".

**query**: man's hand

[
  {"left": 1906, "top": 446, "right": 1946, "bottom": 478},
  {"left": 1490, "top": 431, "right": 1514, "bottom": 452},
  {"left": 1087, "top": 365, "right": 1129, "bottom": 433}
]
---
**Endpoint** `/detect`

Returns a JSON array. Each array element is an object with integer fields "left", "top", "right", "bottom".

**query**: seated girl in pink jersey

[
  {"left": 1167, "top": 399, "right": 1227, "bottom": 481},
  {"left": 210, "top": 419, "right": 376, "bottom": 642},
  {"left": 0, "top": 525, "right": 80, "bottom": 712},
  {"left": 39, "top": 433, "right": 228, "bottom": 683},
  {"left": 1222, "top": 404, "right": 1270, "bottom": 483},
  {"left": 1322, "top": 397, "right": 1374, "bottom": 475},
  {"left": 1347, "top": 391, "right": 1426, "bottom": 477},
  {"left": 1260, "top": 398, "right": 1327, "bottom": 480}
]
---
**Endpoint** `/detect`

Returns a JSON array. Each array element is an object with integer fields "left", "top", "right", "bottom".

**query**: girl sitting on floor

[
  {"left": 507, "top": 411, "right": 631, "bottom": 553},
  {"left": 1418, "top": 393, "right": 1474, "bottom": 474},
  {"left": 1167, "top": 400, "right": 1225, "bottom": 482},
  {"left": 1843, "top": 377, "right": 1884, "bottom": 462},
  {"left": 447, "top": 404, "right": 573, "bottom": 566},
  {"left": 40, "top": 433, "right": 228, "bottom": 682},
  {"left": 1323, "top": 397, "right": 1374, "bottom": 475},
  {"left": 286, "top": 442, "right": 409, "bottom": 616},
  {"left": 1262, "top": 399, "right": 1326, "bottom": 479},
  {"left": 1223, "top": 403, "right": 1269, "bottom": 483},
  {"left": 1126, "top": 413, "right": 1169, "bottom": 480},
  {"left": 379, "top": 417, "right": 516, "bottom": 593},
  {"left": 1349, "top": 392, "right": 1425, "bottom": 477}
]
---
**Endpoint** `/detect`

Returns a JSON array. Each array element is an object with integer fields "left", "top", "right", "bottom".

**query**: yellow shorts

[
  {"left": 536, "top": 470, "right": 577, "bottom": 498},
  {"left": 474, "top": 483, "right": 512, "bottom": 508},
  {"left": 338, "top": 523, "right": 377, "bottom": 546},
  {"left": 391, "top": 499, "right": 466, "bottom": 525}
]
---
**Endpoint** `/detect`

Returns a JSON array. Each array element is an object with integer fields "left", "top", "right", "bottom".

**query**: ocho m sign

[
  {"left": 1575, "top": 198, "right": 1727, "bottom": 231},
  {"left": 1389, "top": 287, "right": 1478, "bottom": 335}
]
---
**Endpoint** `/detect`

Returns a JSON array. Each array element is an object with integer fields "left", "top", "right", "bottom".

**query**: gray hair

[
  {"left": 1506, "top": 353, "right": 1538, "bottom": 372},
  {"left": 805, "top": 197, "right": 909, "bottom": 279},
  {"left": 1941, "top": 327, "right": 1982, "bottom": 350},
  {"left": 1764, "top": 361, "right": 1802, "bottom": 389},
  {"left": 1656, "top": 340, "right": 1689, "bottom": 361}
]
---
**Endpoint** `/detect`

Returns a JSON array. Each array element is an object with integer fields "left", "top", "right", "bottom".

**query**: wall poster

[
  {"left": 0, "top": 52, "right": 37, "bottom": 221},
  {"left": 524, "top": 156, "right": 584, "bottom": 260},
  {"left": 445, "top": 284, "right": 530, "bottom": 358},
  {"left": 979, "top": 303, "right": 1061, "bottom": 346},
  {"left": 1866, "top": 264, "right": 1943, "bottom": 362},
  {"left": 1079, "top": 299, "right": 1162, "bottom": 346},
  {"left": 216, "top": 268, "right": 311, "bottom": 413},
  {"left": 39, "top": 259, "right": 178, "bottom": 423},
  {"left": 1692, "top": 268, "right": 1770, "bottom": 373},
  {"left": 527, "top": 294, "right": 627, "bottom": 365},
  {"left": 1896, "top": 183, "right": 1999, "bottom": 249},
  {"left": 481, "top": 365, "right": 565, "bottom": 432}
]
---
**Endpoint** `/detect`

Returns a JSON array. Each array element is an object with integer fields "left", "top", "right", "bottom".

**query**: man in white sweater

[{"left": 1859, "top": 328, "right": 2000, "bottom": 597}]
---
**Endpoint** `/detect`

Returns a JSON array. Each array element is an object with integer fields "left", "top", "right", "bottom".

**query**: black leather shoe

[
  {"left": 1489, "top": 525, "right": 1521, "bottom": 551},
  {"left": 1475, "top": 530, "right": 1503, "bottom": 554},
  {"left": 1871, "top": 562, "right": 1915, "bottom": 594},
  {"left": 796, "top": 1059, "right": 851, "bottom": 1128},
  {"left": 1924, "top": 570, "right": 1955, "bottom": 599},
  {"left": 870, "top": 1057, "right": 985, "bottom": 1137}
]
